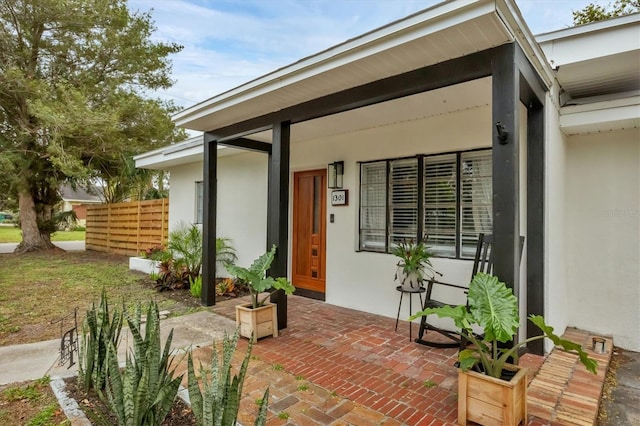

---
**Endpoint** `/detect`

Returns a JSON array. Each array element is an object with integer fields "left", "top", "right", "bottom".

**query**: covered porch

[
  {"left": 185, "top": 294, "right": 611, "bottom": 425},
  {"left": 175, "top": 0, "right": 551, "bottom": 354}
]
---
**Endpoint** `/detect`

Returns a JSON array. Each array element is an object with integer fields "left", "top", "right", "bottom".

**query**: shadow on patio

[{"left": 181, "top": 295, "right": 610, "bottom": 425}]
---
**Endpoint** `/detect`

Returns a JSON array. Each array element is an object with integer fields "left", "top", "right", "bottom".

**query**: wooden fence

[{"left": 86, "top": 199, "right": 169, "bottom": 256}]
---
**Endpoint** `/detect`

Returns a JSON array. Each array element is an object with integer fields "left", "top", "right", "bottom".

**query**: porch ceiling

[
  {"left": 244, "top": 77, "right": 492, "bottom": 144},
  {"left": 174, "top": 1, "right": 518, "bottom": 135}
]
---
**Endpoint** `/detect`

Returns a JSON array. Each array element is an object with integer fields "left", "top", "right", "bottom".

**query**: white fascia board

[
  {"left": 173, "top": 0, "right": 498, "bottom": 129},
  {"left": 135, "top": 136, "right": 204, "bottom": 169},
  {"left": 133, "top": 136, "right": 202, "bottom": 161},
  {"left": 495, "top": 0, "right": 554, "bottom": 88},
  {"left": 560, "top": 96, "right": 640, "bottom": 135},
  {"left": 537, "top": 15, "right": 640, "bottom": 67},
  {"left": 536, "top": 13, "right": 639, "bottom": 43}
]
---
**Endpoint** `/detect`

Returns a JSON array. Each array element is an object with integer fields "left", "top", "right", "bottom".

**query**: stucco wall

[
  {"left": 544, "top": 92, "right": 571, "bottom": 350},
  {"left": 216, "top": 152, "right": 269, "bottom": 268},
  {"left": 167, "top": 153, "right": 269, "bottom": 270},
  {"left": 168, "top": 163, "right": 202, "bottom": 232},
  {"left": 565, "top": 128, "right": 640, "bottom": 351}
]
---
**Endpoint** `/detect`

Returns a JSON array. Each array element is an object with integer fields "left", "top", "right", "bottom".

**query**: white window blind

[
  {"left": 195, "top": 181, "right": 204, "bottom": 224},
  {"left": 423, "top": 154, "right": 457, "bottom": 257},
  {"left": 359, "top": 162, "right": 386, "bottom": 251},
  {"left": 460, "top": 150, "right": 492, "bottom": 257},
  {"left": 388, "top": 158, "right": 418, "bottom": 247}
]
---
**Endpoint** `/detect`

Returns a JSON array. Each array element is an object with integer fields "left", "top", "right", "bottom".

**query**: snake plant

[
  {"left": 187, "top": 329, "right": 268, "bottom": 426},
  {"left": 410, "top": 272, "right": 598, "bottom": 379},
  {"left": 79, "top": 289, "right": 124, "bottom": 393},
  {"left": 103, "top": 301, "right": 183, "bottom": 426}
]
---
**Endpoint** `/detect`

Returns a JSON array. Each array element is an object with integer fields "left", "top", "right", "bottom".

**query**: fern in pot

[
  {"left": 410, "top": 272, "right": 597, "bottom": 425},
  {"left": 392, "top": 239, "right": 438, "bottom": 291}
]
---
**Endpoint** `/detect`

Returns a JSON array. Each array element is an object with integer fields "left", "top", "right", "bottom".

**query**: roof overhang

[
  {"left": 134, "top": 136, "right": 243, "bottom": 169},
  {"left": 173, "top": 0, "right": 551, "bottom": 135},
  {"left": 560, "top": 94, "right": 640, "bottom": 135},
  {"left": 537, "top": 13, "right": 640, "bottom": 102}
]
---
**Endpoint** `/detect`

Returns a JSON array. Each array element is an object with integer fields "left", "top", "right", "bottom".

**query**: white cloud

[{"left": 133, "top": 0, "right": 592, "bottom": 108}]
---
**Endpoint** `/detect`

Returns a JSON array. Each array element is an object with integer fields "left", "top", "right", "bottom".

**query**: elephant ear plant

[
  {"left": 410, "top": 272, "right": 598, "bottom": 379},
  {"left": 226, "top": 245, "right": 295, "bottom": 309}
]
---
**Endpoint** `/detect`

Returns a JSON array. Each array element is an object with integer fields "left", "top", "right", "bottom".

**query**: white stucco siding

[
  {"left": 544, "top": 92, "right": 570, "bottom": 350},
  {"left": 291, "top": 105, "right": 492, "bottom": 323},
  {"left": 565, "top": 128, "right": 640, "bottom": 351},
  {"left": 216, "top": 152, "right": 269, "bottom": 268},
  {"left": 168, "top": 163, "right": 202, "bottom": 232},
  {"left": 166, "top": 154, "right": 268, "bottom": 271}
]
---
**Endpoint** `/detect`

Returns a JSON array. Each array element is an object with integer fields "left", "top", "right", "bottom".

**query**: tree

[
  {"left": 573, "top": 0, "right": 639, "bottom": 25},
  {"left": 0, "top": 0, "right": 185, "bottom": 252}
]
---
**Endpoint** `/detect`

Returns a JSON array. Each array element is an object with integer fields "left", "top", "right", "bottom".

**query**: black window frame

[{"left": 358, "top": 147, "right": 492, "bottom": 259}]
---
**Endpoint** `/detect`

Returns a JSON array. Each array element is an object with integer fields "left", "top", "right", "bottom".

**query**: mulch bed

[
  {"left": 63, "top": 376, "right": 196, "bottom": 425},
  {"left": 151, "top": 279, "right": 251, "bottom": 307}
]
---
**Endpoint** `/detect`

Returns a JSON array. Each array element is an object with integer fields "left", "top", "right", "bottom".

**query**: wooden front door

[{"left": 292, "top": 169, "right": 326, "bottom": 295}]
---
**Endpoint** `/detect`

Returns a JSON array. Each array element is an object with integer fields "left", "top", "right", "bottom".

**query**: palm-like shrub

[
  {"left": 167, "top": 222, "right": 203, "bottom": 281},
  {"left": 79, "top": 290, "right": 123, "bottom": 393},
  {"left": 216, "top": 237, "right": 237, "bottom": 269},
  {"left": 187, "top": 329, "right": 268, "bottom": 426},
  {"left": 103, "top": 301, "right": 183, "bottom": 426}
]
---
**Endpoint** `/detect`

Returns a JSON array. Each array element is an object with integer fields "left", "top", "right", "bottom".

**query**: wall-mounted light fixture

[
  {"left": 495, "top": 122, "right": 509, "bottom": 145},
  {"left": 328, "top": 161, "right": 344, "bottom": 189}
]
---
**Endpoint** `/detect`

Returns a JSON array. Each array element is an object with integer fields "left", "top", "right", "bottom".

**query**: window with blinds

[
  {"left": 461, "top": 150, "right": 492, "bottom": 257},
  {"left": 358, "top": 148, "right": 492, "bottom": 258},
  {"left": 195, "top": 181, "right": 204, "bottom": 224},
  {"left": 359, "top": 162, "right": 386, "bottom": 251},
  {"left": 388, "top": 158, "right": 418, "bottom": 247},
  {"left": 424, "top": 154, "right": 457, "bottom": 257}
]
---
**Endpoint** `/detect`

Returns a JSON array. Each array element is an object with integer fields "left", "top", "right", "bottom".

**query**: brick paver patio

[{"left": 177, "top": 295, "right": 610, "bottom": 425}]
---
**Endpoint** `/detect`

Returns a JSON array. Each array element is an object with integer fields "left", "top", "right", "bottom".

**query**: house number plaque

[{"left": 331, "top": 190, "right": 348, "bottom": 206}]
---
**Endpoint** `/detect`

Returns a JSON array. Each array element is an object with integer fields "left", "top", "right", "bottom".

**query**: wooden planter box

[
  {"left": 458, "top": 364, "right": 528, "bottom": 426},
  {"left": 235, "top": 303, "right": 278, "bottom": 343}
]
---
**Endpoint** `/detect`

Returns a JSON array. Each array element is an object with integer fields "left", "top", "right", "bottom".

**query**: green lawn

[
  {"left": 0, "top": 226, "right": 85, "bottom": 243},
  {"left": 0, "top": 250, "right": 202, "bottom": 346}
]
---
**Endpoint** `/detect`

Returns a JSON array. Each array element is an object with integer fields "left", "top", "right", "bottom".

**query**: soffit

[
  {"left": 246, "top": 77, "right": 492, "bottom": 144},
  {"left": 175, "top": 1, "right": 514, "bottom": 133},
  {"left": 555, "top": 50, "right": 640, "bottom": 100}
]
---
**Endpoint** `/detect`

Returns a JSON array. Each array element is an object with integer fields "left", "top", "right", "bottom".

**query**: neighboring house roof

[{"left": 59, "top": 185, "right": 103, "bottom": 203}]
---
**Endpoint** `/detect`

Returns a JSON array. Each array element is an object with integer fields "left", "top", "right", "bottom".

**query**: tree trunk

[{"left": 15, "top": 189, "right": 56, "bottom": 253}]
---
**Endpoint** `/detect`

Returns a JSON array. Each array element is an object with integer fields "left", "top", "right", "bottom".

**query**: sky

[{"left": 128, "top": 0, "right": 597, "bottom": 109}]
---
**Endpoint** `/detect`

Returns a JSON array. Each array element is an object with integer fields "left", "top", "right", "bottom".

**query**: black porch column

[
  {"left": 268, "top": 121, "right": 291, "bottom": 329},
  {"left": 491, "top": 43, "right": 521, "bottom": 299},
  {"left": 526, "top": 102, "right": 545, "bottom": 354},
  {"left": 201, "top": 132, "right": 217, "bottom": 306}
]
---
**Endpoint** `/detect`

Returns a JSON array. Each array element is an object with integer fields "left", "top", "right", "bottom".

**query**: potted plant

[
  {"left": 392, "top": 239, "right": 438, "bottom": 290},
  {"left": 226, "top": 245, "right": 295, "bottom": 342},
  {"left": 410, "top": 272, "right": 597, "bottom": 426}
]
